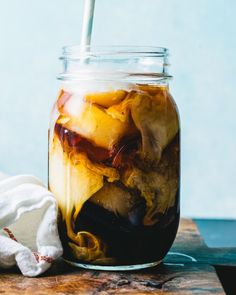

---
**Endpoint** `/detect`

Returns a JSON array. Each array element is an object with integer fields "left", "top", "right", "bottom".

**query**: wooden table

[{"left": 1, "top": 219, "right": 235, "bottom": 294}]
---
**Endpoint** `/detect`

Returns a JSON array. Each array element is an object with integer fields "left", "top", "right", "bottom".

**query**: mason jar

[{"left": 48, "top": 46, "right": 180, "bottom": 270}]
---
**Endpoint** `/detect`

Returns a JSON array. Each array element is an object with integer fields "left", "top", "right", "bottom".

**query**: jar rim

[
  {"left": 59, "top": 45, "right": 171, "bottom": 83},
  {"left": 60, "top": 45, "right": 169, "bottom": 60}
]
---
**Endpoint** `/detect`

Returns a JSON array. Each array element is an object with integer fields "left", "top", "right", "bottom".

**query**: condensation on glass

[{"left": 48, "top": 46, "right": 180, "bottom": 270}]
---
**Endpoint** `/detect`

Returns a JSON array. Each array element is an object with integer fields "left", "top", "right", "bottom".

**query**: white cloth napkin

[{"left": 0, "top": 174, "right": 63, "bottom": 277}]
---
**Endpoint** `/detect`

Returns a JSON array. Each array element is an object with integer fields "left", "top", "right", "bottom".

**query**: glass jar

[{"left": 49, "top": 46, "right": 180, "bottom": 270}]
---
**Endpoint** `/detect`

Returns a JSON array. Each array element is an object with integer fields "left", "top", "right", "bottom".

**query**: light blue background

[{"left": 0, "top": 0, "right": 235, "bottom": 218}]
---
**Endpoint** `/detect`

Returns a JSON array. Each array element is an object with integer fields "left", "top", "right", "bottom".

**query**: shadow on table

[{"left": 215, "top": 265, "right": 236, "bottom": 295}]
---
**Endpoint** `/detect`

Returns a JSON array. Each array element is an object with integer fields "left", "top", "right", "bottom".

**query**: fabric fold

[{"left": 0, "top": 174, "right": 63, "bottom": 277}]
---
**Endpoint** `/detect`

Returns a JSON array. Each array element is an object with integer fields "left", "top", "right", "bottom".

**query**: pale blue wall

[{"left": 0, "top": 0, "right": 235, "bottom": 218}]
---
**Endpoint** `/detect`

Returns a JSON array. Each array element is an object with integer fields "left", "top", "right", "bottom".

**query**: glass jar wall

[{"left": 48, "top": 46, "right": 180, "bottom": 270}]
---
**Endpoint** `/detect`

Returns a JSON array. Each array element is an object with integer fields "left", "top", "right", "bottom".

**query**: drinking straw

[{"left": 81, "top": 0, "right": 96, "bottom": 51}]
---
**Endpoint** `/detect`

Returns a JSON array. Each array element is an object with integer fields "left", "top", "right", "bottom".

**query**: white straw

[{"left": 81, "top": 0, "right": 96, "bottom": 50}]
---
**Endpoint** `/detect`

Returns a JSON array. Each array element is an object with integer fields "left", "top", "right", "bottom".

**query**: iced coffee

[{"left": 49, "top": 80, "right": 180, "bottom": 268}]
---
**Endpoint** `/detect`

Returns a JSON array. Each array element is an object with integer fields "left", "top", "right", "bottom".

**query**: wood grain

[{"left": 0, "top": 219, "right": 228, "bottom": 295}]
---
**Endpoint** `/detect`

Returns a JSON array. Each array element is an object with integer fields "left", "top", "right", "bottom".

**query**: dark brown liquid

[
  {"left": 51, "top": 87, "right": 180, "bottom": 266},
  {"left": 59, "top": 195, "right": 179, "bottom": 265},
  {"left": 54, "top": 122, "right": 140, "bottom": 169}
]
